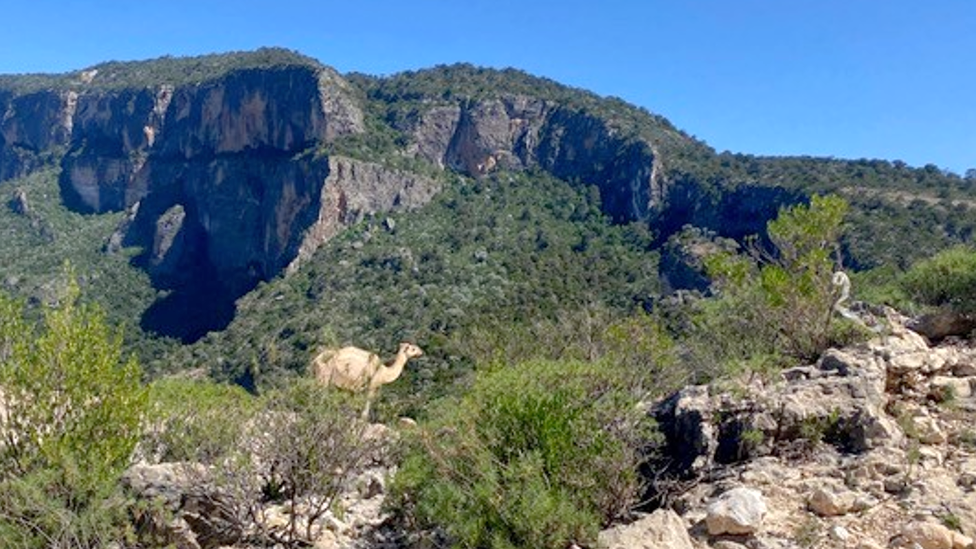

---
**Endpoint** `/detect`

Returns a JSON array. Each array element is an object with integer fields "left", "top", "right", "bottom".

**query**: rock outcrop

[
  {"left": 401, "top": 95, "right": 668, "bottom": 224},
  {"left": 0, "top": 55, "right": 380, "bottom": 339},
  {"left": 645, "top": 313, "right": 976, "bottom": 549}
]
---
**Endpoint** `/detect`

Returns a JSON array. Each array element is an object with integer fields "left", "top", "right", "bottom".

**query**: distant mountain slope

[{"left": 0, "top": 49, "right": 974, "bottom": 385}]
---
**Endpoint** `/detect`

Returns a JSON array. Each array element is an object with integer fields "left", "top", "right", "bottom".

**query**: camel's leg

[{"left": 361, "top": 397, "right": 372, "bottom": 421}]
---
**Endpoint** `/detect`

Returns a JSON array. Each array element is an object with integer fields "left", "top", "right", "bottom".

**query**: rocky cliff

[
  {"left": 0, "top": 53, "right": 805, "bottom": 340},
  {"left": 399, "top": 95, "right": 668, "bottom": 224},
  {"left": 0, "top": 53, "right": 442, "bottom": 339}
]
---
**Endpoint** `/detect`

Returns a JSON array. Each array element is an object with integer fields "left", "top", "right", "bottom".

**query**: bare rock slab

[
  {"left": 705, "top": 487, "right": 767, "bottom": 536},
  {"left": 597, "top": 509, "right": 693, "bottom": 549}
]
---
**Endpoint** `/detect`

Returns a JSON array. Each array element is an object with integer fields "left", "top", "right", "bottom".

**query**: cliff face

[
  {"left": 0, "top": 55, "right": 803, "bottom": 340},
  {"left": 52, "top": 66, "right": 364, "bottom": 214},
  {"left": 0, "top": 59, "right": 384, "bottom": 339},
  {"left": 404, "top": 96, "right": 665, "bottom": 223},
  {"left": 0, "top": 89, "right": 74, "bottom": 180}
]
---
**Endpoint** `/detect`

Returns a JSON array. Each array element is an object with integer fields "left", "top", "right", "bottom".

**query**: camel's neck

[{"left": 372, "top": 351, "right": 410, "bottom": 386}]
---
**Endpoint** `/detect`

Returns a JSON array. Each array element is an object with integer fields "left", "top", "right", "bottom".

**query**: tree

[
  {"left": 0, "top": 273, "right": 147, "bottom": 548},
  {"left": 699, "top": 194, "right": 851, "bottom": 367}
]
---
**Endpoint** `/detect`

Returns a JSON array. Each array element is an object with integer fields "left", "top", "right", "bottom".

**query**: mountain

[{"left": 1, "top": 48, "right": 975, "bottom": 388}]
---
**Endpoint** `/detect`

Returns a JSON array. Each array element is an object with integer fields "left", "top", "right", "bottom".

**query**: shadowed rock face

[
  {"left": 0, "top": 89, "right": 74, "bottom": 180},
  {"left": 0, "top": 63, "right": 373, "bottom": 340}
]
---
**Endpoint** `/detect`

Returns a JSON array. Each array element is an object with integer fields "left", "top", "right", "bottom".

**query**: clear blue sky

[{"left": 1, "top": 1, "right": 973, "bottom": 174}]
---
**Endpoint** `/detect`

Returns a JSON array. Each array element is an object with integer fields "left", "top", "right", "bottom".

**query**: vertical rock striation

[{"left": 404, "top": 95, "right": 667, "bottom": 223}]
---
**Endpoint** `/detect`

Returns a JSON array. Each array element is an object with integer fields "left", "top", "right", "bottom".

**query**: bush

[
  {"left": 169, "top": 379, "right": 385, "bottom": 547},
  {"left": 143, "top": 377, "right": 260, "bottom": 464},
  {"left": 0, "top": 275, "right": 146, "bottom": 548},
  {"left": 390, "top": 359, "right": 656, "bottom": 549},
  {"left": 252, "top": 380, "right": 385, "bottom": 544},
  {"left": 691, "top": 195, "right": 852, "bottom": 370},
  {"left": 901, "top": 245, "right": 976, "bottom": 314}
]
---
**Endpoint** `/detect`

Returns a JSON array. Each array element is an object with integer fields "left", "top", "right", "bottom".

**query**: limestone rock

[
  {"left": 652, "top": 385, "right": 716, "bottom": 476},
  {"left": 908, "top": 311, "right": 976, "bottom": 342},
  {"left": 122, "top": 462, "right": 212, "bottom": 549},
  {"left": 121, "top": 461, "right": 209, "bottom": 508},
  {"left": 899, "top": 521, "right": 955, "bottom": 549},
  {"left": 829, "top": 524, "right": 851, "bottom": 542},
  {"left": 913, "top": 415, "right": 948, "bottom": 445},
  {"left": 288, "top": 156, "right": 441, "bottom": 274},
  {"left": 597, "top": 509, "right": 693, "bottom": 549},
  {"left": 953, "top": 532, "right": 975, "bottom": 549},
  {"left": 807, "top": 481, "right": 857, "bottom": 516},
  {"left": 711, "top": 542, "right": 748, "bottom": 549},
  {"left": 705, "top": 487, "right": 767, "bottom": 536},
  {"left": 930, "top": 376, "right": 974, "bottom": 400}
]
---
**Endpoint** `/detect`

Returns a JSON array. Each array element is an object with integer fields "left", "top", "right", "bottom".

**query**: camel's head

[{"left": 399, "top": 342, "right": 424, "bottom": 359}]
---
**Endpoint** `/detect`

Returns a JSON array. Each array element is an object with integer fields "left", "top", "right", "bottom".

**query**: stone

[
  {"left": 597, "top": 509, "right": 694, "bottom": 549},
  {"left": 930, "top": 376, "right": 974, "bottom": 400},
  {"left": 889, "top": 351, "right": 934, "bottom": 374},
  {"left": 807, "top": 482, "right": 857, "bottom": 516},
  {"left": 913, "top": 416, "right": 948, "bottom": 445},
  {"left": 952, "top": 532, "right": 974, "bottom": 549},
  {"left": 705, "top": 487, "right": 767, "bottom": 536},
  {"left": 848, "top": 405, "right": 905, "bottom": 452},
  {"left": 908, "top": 311, "right": 976, "bottom": 342},
  {"left": 899, "top": 521, "right": 955, "bottom": 549},
  {"left": 712, "top": 542, "right": 749, "bottom": 549},
  {"left": 652, "top": 385, "right": 716, "bottom": 477},
  {"left": 829, "top": 524, "right": 851, "bottom": 541},
  {"left": 121, "top": 461, "right": 209, "bottom": 509}
]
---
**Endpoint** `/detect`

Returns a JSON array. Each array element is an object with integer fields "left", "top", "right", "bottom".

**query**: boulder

[
  {"left": 652, "top": 385, "right": 716, "bottom": 477},
  {"left": 908, "top": 311, "right": 976, "bottom": 342},
  {"left": 597, "top": 509, "right": 693, "bottom": 549},
  {"left": 930, "top": 376, "right": 974, "bottom": 400},
  {"left": 705, "top": 487, "right": 767, "bottom": 536},
  {"left": 807, "top": 481, "right": 857, "bottom": 517},
  {"left": 898, "top": 521, "right": 955, "bottom": 549}
]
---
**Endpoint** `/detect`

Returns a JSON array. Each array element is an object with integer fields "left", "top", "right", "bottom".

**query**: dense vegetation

[
  {"left": 0, "top": 274, "right": 146, "bottom": 547},
  {"left": 181, "top": 168, "right": 660, "bottom": 405},
  {"left": 0, "top": 47, "right": 319, "bottom": 94},
  {"left": 0, "top": 169, "right": 178, "bottom": 365}
]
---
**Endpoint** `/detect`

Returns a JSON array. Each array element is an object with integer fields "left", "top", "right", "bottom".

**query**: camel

[
  {"left": 832, "top": 271, "right": 885, "bottom": 332},
  {"left": 311, "top": 342, "right": 423, "bottom": 418}
]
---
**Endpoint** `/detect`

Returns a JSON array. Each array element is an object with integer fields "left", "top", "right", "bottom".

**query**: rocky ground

[{"left": 125, "top": 311, "right": 976, "bottom": 549}]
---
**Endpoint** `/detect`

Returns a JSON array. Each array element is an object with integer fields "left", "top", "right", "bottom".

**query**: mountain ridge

[{"left": 1, "top": 48, "right": 975, "bottom": 379}]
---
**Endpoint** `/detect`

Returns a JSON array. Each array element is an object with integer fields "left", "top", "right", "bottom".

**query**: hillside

[
  {"left": 0, "top": 48, "right": 974, "bottom": 383},
  {"left": 3, "top": 49, "right": 976, "bottom": 549}
]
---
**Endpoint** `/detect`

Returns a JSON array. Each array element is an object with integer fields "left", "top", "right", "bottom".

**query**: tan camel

[{"left": 311, "top": 342, "right": 423, "bottom": 418}]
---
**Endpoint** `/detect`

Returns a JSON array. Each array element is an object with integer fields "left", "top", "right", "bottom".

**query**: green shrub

[
  {"left": 143, "top": 377, "right": 259, "bottom": 464},
  {"left": 390, "top": 359, "right": 656, "bottom": 549},
  {"left": 901, "top": 245, "right": 976, "bottom": 314},
  {"left": 691, "top": 195, "right": 852, "bottom": 371},
  {"left": 0, "top": 274, "right": 146, "bottom": 548},
  {"left": 197, "top": 379, "right": 382, "bottom": 546}
]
